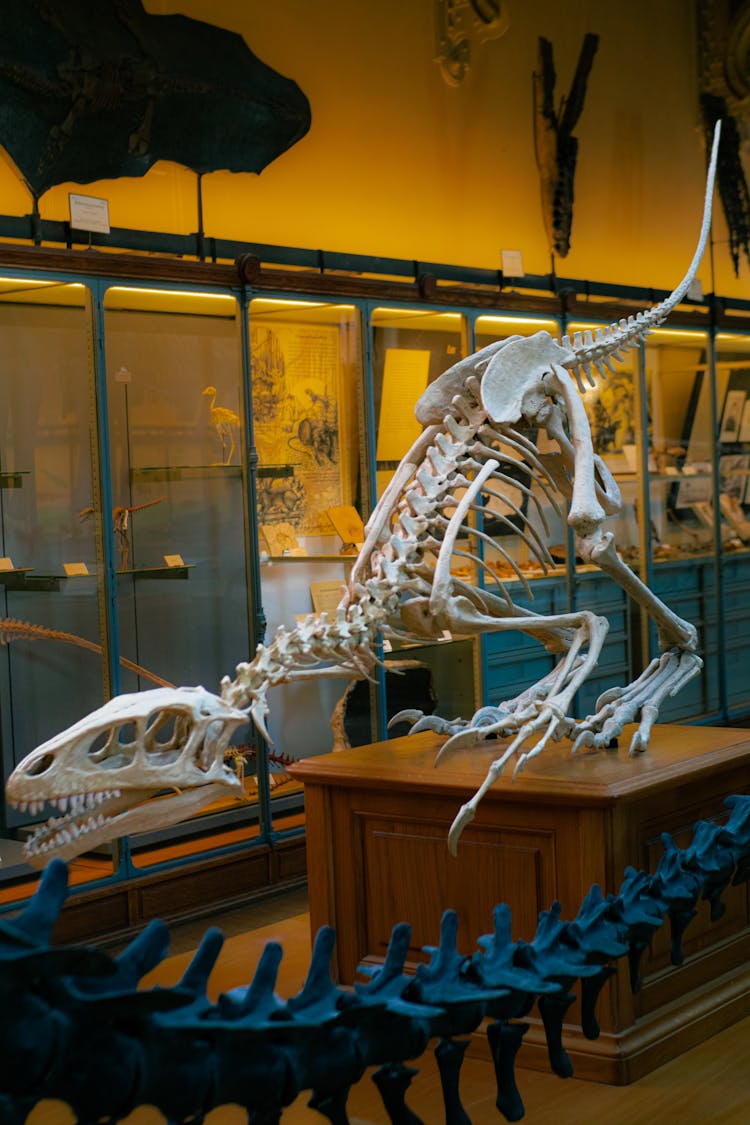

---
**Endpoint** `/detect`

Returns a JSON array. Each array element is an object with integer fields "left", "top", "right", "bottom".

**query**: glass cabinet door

[
  {"left": 643, "top": 326, "right": 718, "bottom": 721},
  {"left": 714, "top": 330, "right": 750, "bottom": 717},
  {"left": 0, "top": 278, "right": 112, "bottom": 874},
  {"left": 103, "top": 285, "right": 254, "bottom": 858},
  {"left": 248, "top": 298, "right": 364, "bottom": 826},
  {"left": 370, "top": 307, "right": 476, "bottom": 736}
]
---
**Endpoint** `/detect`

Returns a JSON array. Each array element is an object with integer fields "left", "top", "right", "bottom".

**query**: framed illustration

[
  {"left": 719, "top": 453, "right": 749, "bottom": 501},
  {"left": 580, "top": 367, "right": 636, "bottom": 471},
  {"left": 720, "top": 388, "right": 747, "bottom": 442},
  {"left": 250, "top": 320, "right": 354, "bottom": 536}
]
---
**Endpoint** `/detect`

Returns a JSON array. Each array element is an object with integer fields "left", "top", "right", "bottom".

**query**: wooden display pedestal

[{"left": 290, "top": 725, "right": 750, "bottom": 1085}]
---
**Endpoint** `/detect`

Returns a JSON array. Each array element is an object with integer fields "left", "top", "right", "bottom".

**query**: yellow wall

[{"left": 1, "top": 0, "right": 747, "bottom": 300}]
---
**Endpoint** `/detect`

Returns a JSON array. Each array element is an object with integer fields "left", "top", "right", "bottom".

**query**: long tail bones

[{"left": 7, "top": 125, "right": 721, "bottom": 863}]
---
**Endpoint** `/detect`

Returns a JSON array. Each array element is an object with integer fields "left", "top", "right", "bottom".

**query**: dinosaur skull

[{"left": 6, "top": 686, "right": 247, "bottom": 867}]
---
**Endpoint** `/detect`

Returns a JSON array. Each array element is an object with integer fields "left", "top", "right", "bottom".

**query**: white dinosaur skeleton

[{"left": 7, "top": 125, "right": 720, "bottom": 864}]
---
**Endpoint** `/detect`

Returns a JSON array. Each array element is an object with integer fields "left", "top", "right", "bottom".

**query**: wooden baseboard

[{"left": 49, "top": 834, "right": 308, "bottom": 946}]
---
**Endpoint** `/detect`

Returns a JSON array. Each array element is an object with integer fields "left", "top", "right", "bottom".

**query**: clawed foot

[
  {"left": 393, "top": 649, "right": 701, "bottom": 855},
  {"left": 572, "top": 649, "right": 702, "bottom": 755}
]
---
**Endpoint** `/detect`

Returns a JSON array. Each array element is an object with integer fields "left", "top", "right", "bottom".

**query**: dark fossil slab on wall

[{"left": 0, "top": 0, "right": 311, "bottom": 196}]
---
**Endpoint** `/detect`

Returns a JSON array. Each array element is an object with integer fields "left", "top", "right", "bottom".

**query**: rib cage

[
  {"left": 379, "top": 409, "right": 566, "bottom": 614},
  {"left": 223, "top": 388, "right": 569, "bottom": 723}
]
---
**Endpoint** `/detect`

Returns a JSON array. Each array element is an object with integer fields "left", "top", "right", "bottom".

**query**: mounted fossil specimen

[
  {"left": 3, "top": 795, "right": 750, "bottom": 1122},
  {"left": 698, "top": 0, "right": 750, "bottom": 275},
  {"left": 79, "top": 496, "right": 165, "bottom": 571},
  {"left": 7, "top": 126, "right": 721, "bottom": 865},
  {"left": 202, "top": 385, "right": 241, "bottom": 466},
  {"left": 0, "top": 0, "right": 310, "bottom": 200},
  {"left": 533, "top": 33, "right": 599, "bottom": 259}
]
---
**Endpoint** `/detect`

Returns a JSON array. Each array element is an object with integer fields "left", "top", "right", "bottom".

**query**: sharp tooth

[
  {"left": 19, "top": 802, "right": 28, "bottom": 814},
  {"left": 58, "top": 797, "right": 68, "bottom": 813}
]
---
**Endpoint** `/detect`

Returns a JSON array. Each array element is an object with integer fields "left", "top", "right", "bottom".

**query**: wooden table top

[{"left": 289, "top": 724, "right": 750, "bottom": 806}]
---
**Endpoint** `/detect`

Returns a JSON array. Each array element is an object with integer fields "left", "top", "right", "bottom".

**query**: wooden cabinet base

[{"left": 290, "top": 725, "right": 750, "bottom": 1085}]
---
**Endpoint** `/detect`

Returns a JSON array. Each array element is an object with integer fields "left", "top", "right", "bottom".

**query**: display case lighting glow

[
  {"left": 477, "top": 316, "right": 559, "bottom": 328},
  {"left": 0, "top": 278, "right": 84, "bottom": 288},
  {"left": 646, "top": 328, "right": 708, "bottom": 341},
  {"left": 375, "top": 308, "right": 462, "bottom": 319},
  {"left": 250, "top": 299, "right": 355, "bottom": 311},
  {"left": 107, "top": 286, "right": 233, "bottom": 301}
]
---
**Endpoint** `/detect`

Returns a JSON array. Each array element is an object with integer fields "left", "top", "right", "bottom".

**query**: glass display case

[
  {"left": 0, "top": 279, "right": 116, "bottom": 877},
  {"left": 641, "top": 325, "right": 719, "bottom": 722},
  {"left": 248, "top": 297, "right": 365, "bottom": 828},
  {"left": 0, "top": 251, "right": 748, "bottom": 916},
  {"left": 102, "top": 284, "right": 261, "bottom": 863},
  {"left": 714, "top": 330, "right": 750, "bottom": 718}
]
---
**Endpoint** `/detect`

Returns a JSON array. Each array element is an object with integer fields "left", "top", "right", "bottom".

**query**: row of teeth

[
  {"left": 28, "top": 813, "right": 113, "bottom": 856},
  {"left": 10, "top": 790, "right": 122, "bottom": 816}
]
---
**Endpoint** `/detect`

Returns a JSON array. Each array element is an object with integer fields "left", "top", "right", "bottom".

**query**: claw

[
  {"left": 448, "top": 802, "right": 475, "bottom": 856},
  {"left": 388, "top": 708, "right": 427, "bottom": 729},
  {"left": 572, "top": 729, "right": 595, "bottom": 754},
  {"left": 434, "top": 726, "right": 489, "bottom": 764}
]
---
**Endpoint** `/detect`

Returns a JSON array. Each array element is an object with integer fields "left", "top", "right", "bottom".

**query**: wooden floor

[{"left": 27, "top": 894, "right": 750, "bottom": 1125}]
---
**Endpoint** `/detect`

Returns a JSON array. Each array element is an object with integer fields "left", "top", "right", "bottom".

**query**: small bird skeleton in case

[{"left": 7, "top": 126, "right": 721, "bottom": 864}]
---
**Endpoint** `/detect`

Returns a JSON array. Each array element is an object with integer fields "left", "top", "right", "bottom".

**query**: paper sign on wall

[
  {"left": 375, "top": 348, "right": 430, "bottom": 463},
  {"left": 69, "top": 193, "right": 110, "bottom": 234}
]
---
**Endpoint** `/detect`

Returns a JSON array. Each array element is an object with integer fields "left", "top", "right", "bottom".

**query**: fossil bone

[
  {"left": 7, "top": 124, "right": 721, "bottom": 863},
  {"left": 8, "top": 687, "right": 247, "bottom": 863}
]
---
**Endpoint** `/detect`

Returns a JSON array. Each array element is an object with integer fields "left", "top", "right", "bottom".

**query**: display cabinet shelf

[
  {"left": 261, "top": 554, "right": 354, "bottom": 564},
  {"left": 0, "top": 471, "right": 29, "bottom": 489},
  {"left": 130, "top": 464, "right": 243, "bottom": 483},
  {"left": 118, "top": 565, "right": 193, "bottom": 581},
  {"left": 0, "top": 570, "right": 66, "bottom": 592}
]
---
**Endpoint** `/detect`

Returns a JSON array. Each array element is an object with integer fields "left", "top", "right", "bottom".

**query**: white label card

[
  {"left": 501, "top": 249, "right": 525, "bottom": 277},
  {"left": 69, "top": 193, "right": 111, "bottom": 234},
  {"left": 63, "top": 562, "right": 90, "bottom": 577}
]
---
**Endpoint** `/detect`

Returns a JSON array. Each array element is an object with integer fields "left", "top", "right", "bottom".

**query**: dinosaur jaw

[
  {"left": 13, "top": 782, "right": 235, "bottom": 867},
  {"left": 6, "top": 686, "right": 248, "bottom": 866}
]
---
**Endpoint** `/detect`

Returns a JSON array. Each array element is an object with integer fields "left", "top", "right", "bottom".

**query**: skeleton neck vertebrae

[{"left": 7, "top": 125, "right": 721, "bottom": 864}]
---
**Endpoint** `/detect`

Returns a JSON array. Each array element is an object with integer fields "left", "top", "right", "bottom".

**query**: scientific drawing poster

[{"left": 250, "top": 321, "right": 350, "bottom": 534}]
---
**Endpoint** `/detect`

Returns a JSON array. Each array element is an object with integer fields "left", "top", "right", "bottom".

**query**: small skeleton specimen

[
  {"left": 202, "top": 384, "right": 240, "bottom": 465},
  {"left": 7, "top": 126, "right": 720, "bottom": 864},
  {"left": 79, "top": 496, "right": 164, "bottom": 570}
]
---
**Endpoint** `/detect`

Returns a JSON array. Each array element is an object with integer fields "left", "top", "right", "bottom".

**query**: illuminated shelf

[
  {"left": 130, "top": 464, "right": 242, "bottom": 483},
  {"left": 118, "top": 564, "right": 193, "bottom": 581}
]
